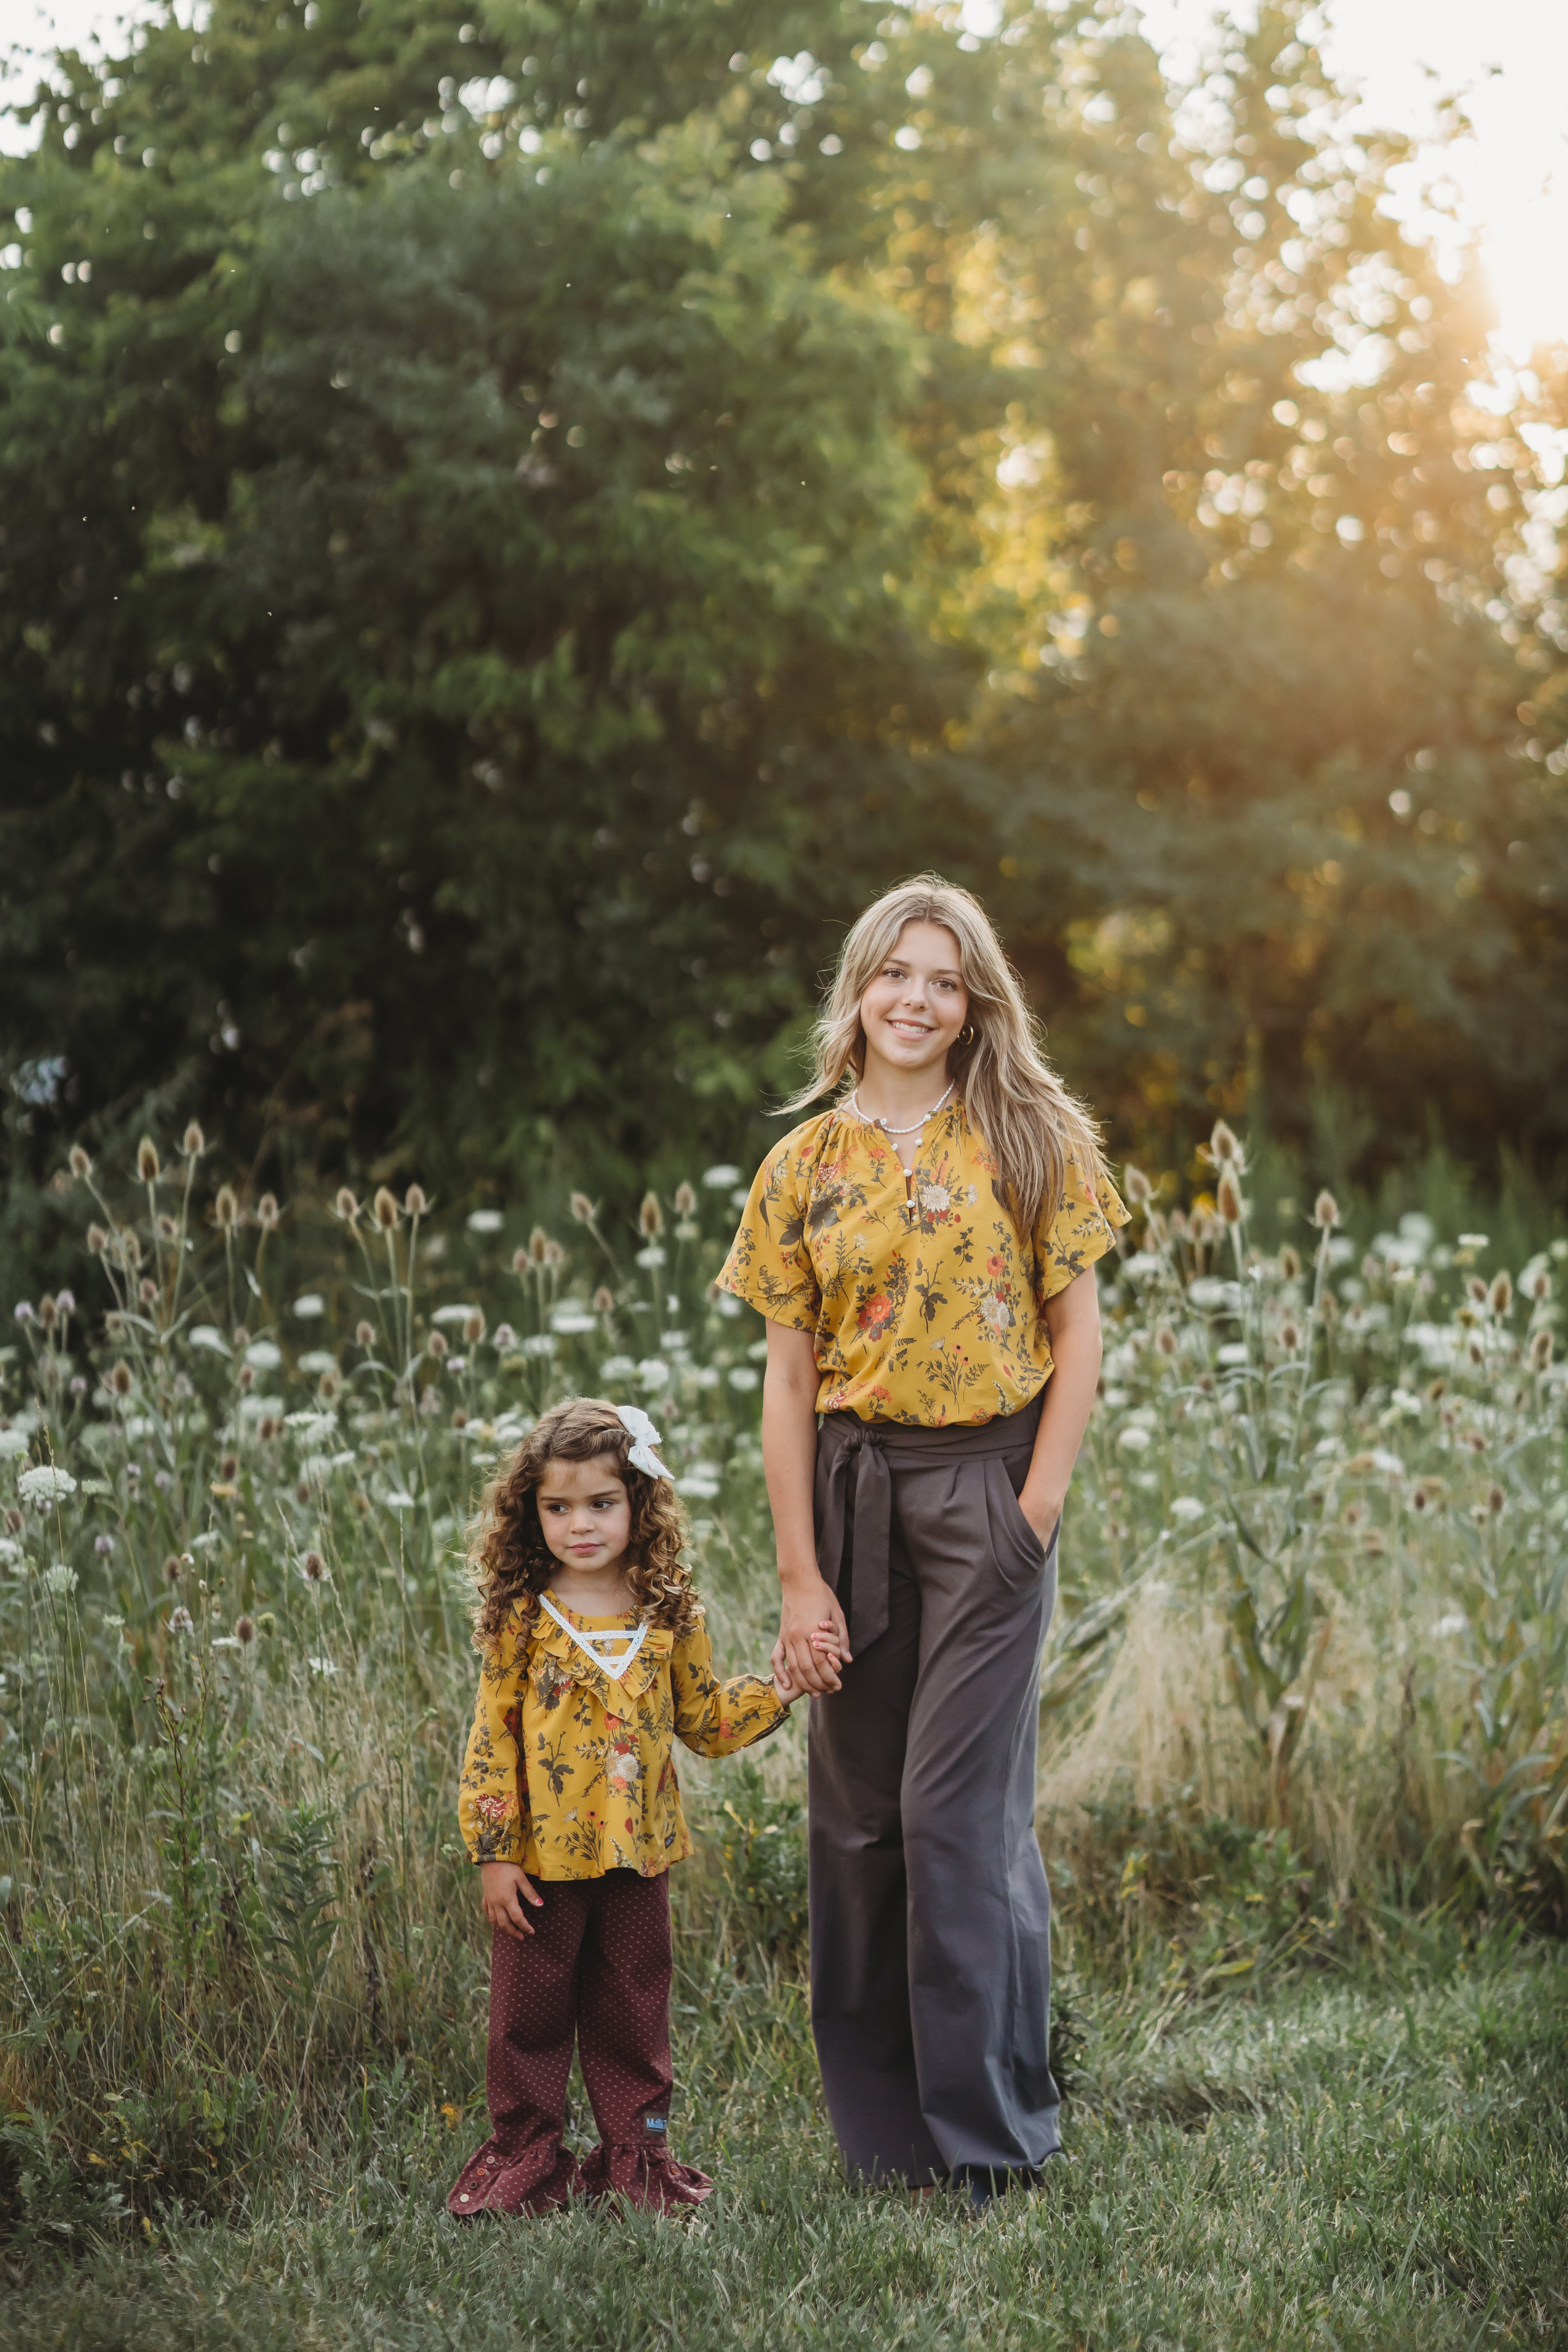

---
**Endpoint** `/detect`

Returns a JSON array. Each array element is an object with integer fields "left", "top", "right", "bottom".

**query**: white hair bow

[{"left": 615, "top": 1402, "right": 672, "bottom": 1481}]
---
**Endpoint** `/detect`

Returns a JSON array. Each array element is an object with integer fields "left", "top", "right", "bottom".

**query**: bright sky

[{"left": 5, "top": 0, "right": 1567, "bottom": 355}]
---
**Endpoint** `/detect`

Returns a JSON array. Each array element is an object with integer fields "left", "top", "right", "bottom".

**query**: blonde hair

[
  {"left": 782, "top": 875, "right": 1111, "bottom": 1232},
  {"left": 468, "top": 1397, "right": 701, "bottom": 1650}
]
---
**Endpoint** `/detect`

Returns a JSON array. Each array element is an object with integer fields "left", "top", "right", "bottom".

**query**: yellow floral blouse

[
  {"left": 458, "top": 1596, "right": 788, "bottom": 1880},
  {"left": 717, "top": 1102, "right": 1128, "bottom": 1426}
]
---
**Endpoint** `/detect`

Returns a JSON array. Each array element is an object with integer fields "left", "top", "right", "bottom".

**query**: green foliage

[{"left": 2, "top": 0, "right": 1564, "bottom": 1215}]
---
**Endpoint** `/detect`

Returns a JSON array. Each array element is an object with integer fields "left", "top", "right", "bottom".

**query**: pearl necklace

[{"left": 849, "top": 1078, "right": 955, "bottom": 1137}]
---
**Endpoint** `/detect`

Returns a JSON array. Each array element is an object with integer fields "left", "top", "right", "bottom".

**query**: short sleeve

[
  {"left": 715, "top": 1134, "right": 822, "bottom": 1332},
  {"left": 1034, "top": 1156, "right": 1130, "bottom": 1304}
]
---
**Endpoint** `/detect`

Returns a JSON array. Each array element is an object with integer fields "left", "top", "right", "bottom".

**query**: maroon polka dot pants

[{"left": 447, "top": 1868, "right": 712, "bottom": 2216}]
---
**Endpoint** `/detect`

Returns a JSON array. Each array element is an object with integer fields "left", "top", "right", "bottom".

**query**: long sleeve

[
  {"left": 670, "top": 1616, "right": 789, "bottom": 1758},
  {"left": 457, "top": 1626, "right": 529, "bottom": 1864}
]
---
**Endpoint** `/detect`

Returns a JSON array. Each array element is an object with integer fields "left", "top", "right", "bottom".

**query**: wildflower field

[{"left": 1, "top": 1127, "right": 1565, "bottom": 2348}]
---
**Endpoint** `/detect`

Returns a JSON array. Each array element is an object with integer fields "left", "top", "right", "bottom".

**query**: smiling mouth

[{"left": 886, "top": 1019, "right": 933, "bottom": 1036}]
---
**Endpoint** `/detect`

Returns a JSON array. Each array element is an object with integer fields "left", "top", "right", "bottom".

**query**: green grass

[{"left": 3, "top": 1933, "right": 1564, "bottom": 2351}]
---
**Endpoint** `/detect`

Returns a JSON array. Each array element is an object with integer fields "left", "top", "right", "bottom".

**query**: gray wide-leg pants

[{"left": 808, "top": 1399, "right": 1060, "bottom": 2186}]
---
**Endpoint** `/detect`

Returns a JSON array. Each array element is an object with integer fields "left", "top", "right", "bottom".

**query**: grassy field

[
  {"left": 2, "top": 1930, "right": 1564, "bottom": 2350},
  {"left": 1, "top": 1126, "right": 1565, "bottom": 2343}
]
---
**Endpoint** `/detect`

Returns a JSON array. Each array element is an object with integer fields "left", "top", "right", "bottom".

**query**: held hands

[
  {"left": 771, "top": 1573, "right": 852, "bottom": 1702},
  {"left": 480, "top": 1860, "right": 543, "bottom": 1942}
]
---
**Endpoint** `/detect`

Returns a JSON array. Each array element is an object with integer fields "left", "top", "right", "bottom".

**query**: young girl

[{"left": 448, "top": 1396, "right": 828, "bottom": 2216}]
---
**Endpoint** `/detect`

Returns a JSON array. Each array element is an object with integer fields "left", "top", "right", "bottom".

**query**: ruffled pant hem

[
  {"left": 447, "top": 2139, "right": 581, "bottom": 2218},
  {"left": 580, "top": 2140, "right": 713, "bottom": 2210}
]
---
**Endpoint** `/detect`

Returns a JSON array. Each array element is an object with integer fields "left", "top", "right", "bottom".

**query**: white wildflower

[
  {"left": 728, "top": 1367, "right": 759, "bottom": 1393},
  {"left": 1116, "top": 1425, "right": 1152, "bottom": 1452},
  {"left": 292, "top": 1294, "right": 326, "bottom": 1319},
  {"left": 383, "top": 1489, "right": 416, "bottom": 1510},
  {"left": 432, "top": 1303, "right": 481, "bottom": 1325},
  {"left": 307, "top": 1655, "right": 339, "bottom": 1677},
  {"left": 634, "top": 1245, "right": 667, "bottom": 1269},
  {"left": 601, "top": 1355, "right": 636, "bottom": 1379},
  {"left": 521, "top": 1334, "right": 556, "bottom": 1358},
  {"left": 638, "top": 1358, "right": 671, "bottom": 1390},
  {"left": 702, "top": 1165, "right": 740, "bottom": 1188},
  {"left": 168, "top": 1606, "right": 195, "bottom": 1635},
  {"left": 187, "top": 1325, "right": 232, "bottom": 1355},
  {"left": 466, "top": 1210, "right": 503, "bottom": 1233},
  {"left": 245, "top": 1340, "right": 283, "bottom": 1371},
  {"left": 42, "top": 1563, "right": 78, "bottom": 1599},
  {"left": 0, "top": 1430, "right": 30, "bottom": 1459},
  {"left": 1169, "top": 1496, "right": 1205, "bottom": 1523},
  {"left": 19, "top": 1465, "right": 76, "bottom": 1509}
]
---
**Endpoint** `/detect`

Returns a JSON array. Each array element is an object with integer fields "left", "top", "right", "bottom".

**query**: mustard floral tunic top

[
  {"left": 458, "top": 1596, "right": 787, "bottom": 1880},
  {"left": 717, "top": 1101, "right": 1128, "bottom": 1426}
]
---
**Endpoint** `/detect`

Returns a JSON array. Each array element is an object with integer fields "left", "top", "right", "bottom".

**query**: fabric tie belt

[{"left": 814, "top": 1394, "right": 1044, "bottom": 1656}]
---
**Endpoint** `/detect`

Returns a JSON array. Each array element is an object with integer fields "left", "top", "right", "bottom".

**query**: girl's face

[
  {"left": 858, "top": 920, "right": 969, "bottom": 1083},
  {"left": 535, "top": 1454, "right": 632, "bottom": 1575}
]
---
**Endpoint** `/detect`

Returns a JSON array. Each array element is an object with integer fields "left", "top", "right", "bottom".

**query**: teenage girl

[
  {"left": 719, "top": 875, "right": 1127, "bottom": 2207},
  {"left": 448, "top": 1395, "right": 831, "bottom": 2215}
]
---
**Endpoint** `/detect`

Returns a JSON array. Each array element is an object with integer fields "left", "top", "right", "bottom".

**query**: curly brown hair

[{"left": 468, "top": 1396, "right": 701, "bottom": 1651}]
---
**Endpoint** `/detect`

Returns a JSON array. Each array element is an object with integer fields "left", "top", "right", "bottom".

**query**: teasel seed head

[
  {"left": 426, "top": 1329, "right": 448, "bottom": 1361},
  {"left": 318, "top": 1369, "right": 340, "bottom": 1401},
  {"left": 137, "top": 1136, "right": 161, "bottom": 1183},
  {"left": 302, "top": 1548, "right": 327, "bottom": 1583},
  {"left": 1525, "top": 1267, "right": 1552, "bottom": 1302},
  {"left": 212, "top": 1184, "right": 237, "bottom": 1232},
  {"left": 258, "top": 1415, "right": 279, "bottom": 1441},
  {"left": 1488, "top": 1271, "right": 1513, "bottom": 1318},
  {"left": 1467, "top": 1339, "right": 1485, "bottom": 1367},
  {"left": 69, "top": 1145, "right": 92, "bottom": 1179},
  {"left": 1426, "top": 1377, "right": 1447, "bottom": 1401},
  {"left": 236, "top": 1614, "right": 256, "bottom": 1644},
  {"left": 182, "top": 1121, "right": 205, "bottom": 1157},
  {"left": 87, "top": 1223, "right": 108, "bottom": 1255},
  {"left": 1466, "top": 1276, "right": 1488, "bottom": 1305},
  {"left": 1530, "top": 1328, "right": 1553, "bottom": 1372},
  {"left": 163, "top": 1553, "right": 183, "bottom": 1585},
  {"left": 403, "top": 1183, "right": 427, "bottom": 1218},
  {"left": 38, "top": 1294, "right": 57, "bottom": 1329},
  {"left": 1209, "top": 1120, "right": 1241, "bottom": 1168},
  {"left": 3, "top": 1507, "right": 20, "bottom": 1536},
  {"left": 570, "top": 1191, "right": 596, "bottom": 1225},
  {"left": 157, "top": 1213, "right": 177, "bottom": 1242},
  {"left": 238, "top": 1363, "right": 255, "bottom": 1392},
  {"left": 1279, "top": 1245, "right": 1301, "bottom": 1281},
  {"left": 139, "top": 1277, "right": 158, "bottom": 1307},
  {"left": 109, "top": 1361, "right": 132, "bottom": 1396},
  {"left": 1123, "top": 1163, "right": 1152, "bottom": 1207},
  {"left": 1311, "top": 1190, "right": 1339, "bottom": 1230},
  {"left": 542, "top": 1238, "right": 564, "bottom": 1269},
  {"left": 334, "top": 1186, "right": 359, "bottom": 1224},
  {"left": 1216, "top": 1172, "right": 1243, "bottom": 1228},
  {"left": 105, "top": 1311, "right": 125, "bottom": 1339},
  {"left": 1411, "top": 1482, "right": 1436, "bottom": 1514},
  {"left": 528, "top": 1226, "right": 549, "bottom": 1265},
  {"left": 356, "top": 1319, "right": 376, "bottom": 1348},
  {"left": 256, "top": 1192, "right": 280, "bottom": 1232},
  {"left": 220, "top": 1452, "right": 238, "bottom": 1481},
  {"left": 1154, "top": 1325, "right": 1178, "bottom": 1357},
  {"left": 372, "top": 1187, "right": 399, "bottom": 1231},
  {"left": 464, "top": 1310, "right": 485, "bottom": 1346},
  {"left": 1280, "top": 1321, "right": 1302, "bottom": 1353},
  {"left": 451, "top": 1407, "right": 468, "bottom": 1430},
  {"left": 1488, "top": 1484, "right": 1505, "bottom": 1515},
  {"left": 232, "top": 1324, "right": 249, "bottom": 1349},
  {"left": 121, "top": 1228, "right": 142, "bottom": 1268},
  {"left": 512, "top": 1247, "right": 530, "bottom": 1273},
  {"left": 674, "top": 1181, "right": 697, "bottom": 1217},
  {"left": 594, "top": 1286, "right": 615, "bottom": 1314},
  {"left": 639, "top": 1192, "right": 664, "bottom": 1238}
]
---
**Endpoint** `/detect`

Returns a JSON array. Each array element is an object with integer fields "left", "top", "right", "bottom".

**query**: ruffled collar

[{"left": 518, "top": 1594, "right": 674, "bottom": 1708}]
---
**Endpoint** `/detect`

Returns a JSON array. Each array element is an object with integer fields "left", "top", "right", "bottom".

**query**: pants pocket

[{"left": 986, "top": 1458, "right": 1048, "bottom": 1579}]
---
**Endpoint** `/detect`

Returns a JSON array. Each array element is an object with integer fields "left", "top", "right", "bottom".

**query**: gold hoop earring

[{"left": 959, "top": 1024, "right": 976, "bottom": 1046}]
